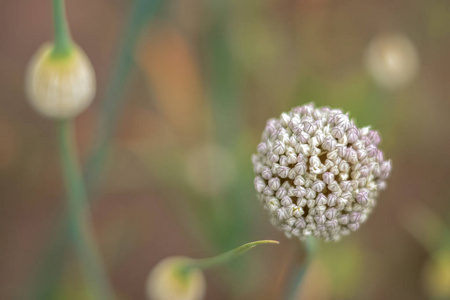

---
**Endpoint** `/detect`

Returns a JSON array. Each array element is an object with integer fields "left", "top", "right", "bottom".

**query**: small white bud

[
  {"left": 146, "top": 257, "right": 206, "bottom": 300},
  {"left": 263, "top": 186, "right": 274, "bottom": 196},
  {"left": 281, "top": 196, "right": 293, "bottom": 206},
  {"left": 311, "top": 180, "right": 325, "bottom": 192},
  {"left": 280, "top": 113, "right": 291, "bottom": 127},
  {"left": 339, "top": 161, "right": 350, "bottom": 173},
  {"left": 292, "top": 186, "right": 306, "bottom": 197},
  {"left": 327, "top": 194, "right": 338, "bottom": 206},
  {"left": 26, "top": 43, "right": 96, "bottom": 119},
  {"left": 348, "top": 222, "right": 360, "bottom": 232},
  {"left": 316, "top": 194, "right": 328, "bottom": 206},
  {"left": 294, "top": 162, "right": 307, "bottom": 175},
  {"left": 328, "top": 181, "right": 340, "bottom": 193},
  {"left": 331, "top": 127, "right": 344, "bottom": 139},
  {"left": 297, "top": 198, "right": 307, "bottom": 207},
  {"left": 254, "top": 177, "right": 266, "bottom": 193},
  {"left": 356, "top": 189, "right": 369, "bottom": 206},
  {"left": 295, "top": 218, "right": 306, "bottom": 228},
  {"left": 347, "top": 128, "right": 359, "bottom": 143},
  {"left": 322, "top": 137, "right": 337, "bottom": 151},
  {"left": 276, "top": 187, "right": 287, "bottom": 199},
  {"left": 365, "top": 33, "right": 419, "bottom": 90},
  {"left": 273, "top": 141, "right": 286, "bottom": 155},
  {"left": 325, "top": 208, "right": 337, "bottom": 220},
  {"left": 268, "top": 178, "right": 281, "bottom": 191},
  {"left": 349, "top": 212, "right": 361, "bottom": 223},
  {"left": 305, "top": 188, "right": 316, "bottom": 199},
  {"left": 261, "top": 168, "right": 272, "bottom": 180},
  {"left": 297, "top": 130, "right": 310, "bottom": 143},
  {"left": 322, "top": 172, "right": 334, "bottom": 184},
  {"left": 338, "top": 214, "right": 349, "bottom": 225},
  {"left": 257, "top": 143, "right": 268, "bottom": 155},
  {"left": 277, "top": 166, "right": 289, "bottom": 178},
  {"left": 279, "top": 155, "right": 289, "bottom": 166},
  {"left": 268, "top": 152, "right": 279, "bottom": 163}
]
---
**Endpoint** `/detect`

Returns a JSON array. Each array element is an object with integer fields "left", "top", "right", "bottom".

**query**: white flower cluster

[{"left": 252, "top": 104, "right": 391, "bottom": 241}]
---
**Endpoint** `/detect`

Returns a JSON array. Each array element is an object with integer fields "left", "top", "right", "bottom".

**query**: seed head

[
  {"left": 252, "top": 104, "right": 391, "bottom": 241},
  {"left": 25, "top": 43, "right": 96, "bottom": 119}
]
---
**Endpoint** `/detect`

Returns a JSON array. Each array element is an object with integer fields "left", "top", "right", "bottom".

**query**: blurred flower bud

[
  {"left": 364, "top": 33, "right": 419, "bottom": 90},
  {"left": 423, "top": 249, "right": 450, "bottom": 299},
  {"left": 25, "top": 43, "right": 96, "bottom": 119},
  {"left": 146, "top": 257, "right": 206, "bottom": 300}
]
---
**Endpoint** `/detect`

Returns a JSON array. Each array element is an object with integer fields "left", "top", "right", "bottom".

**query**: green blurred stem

[
  {"left": 51, "top": 0, "right": 73, "bottom": 58},
  {"left": 58, "top": 121, "right": 115, "bottom": 300},
  {"left": 84, "top": 0, "right": 162, "bottom": 195},
  {"left": 29, "top": 1, "right": 163, "bottom": 298},
  {"left": 181, "top": 240, "right": 279, "bottom": 274},
  {"left": 285, "top": 238, "right": 317, "bottom": 300}
]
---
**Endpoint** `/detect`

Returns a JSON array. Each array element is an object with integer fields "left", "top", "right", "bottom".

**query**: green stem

[
  {"left": 51, "top": 0, "right": 73, "bottom": 58},
  {"left": 58, "top": 121, "right": 115, "bottom": 300},
  {"left": 84, "top": 0, "right": 162, "bottom": 195},
  {"left": 182, "top": 240, "right": 279, "bottom": 273},
  {"left": 285, "top": 238, "right": 317, "bottom": 300},
  {"left": 27, "top": 1, "right": 163, "bottom": 297}
]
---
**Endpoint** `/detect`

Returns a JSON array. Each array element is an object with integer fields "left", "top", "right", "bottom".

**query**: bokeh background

[{"left": 1, "top": 0, "right": 450, "bottom": 299}]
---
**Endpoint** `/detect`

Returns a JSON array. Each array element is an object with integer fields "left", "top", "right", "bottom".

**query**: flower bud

[
  {"left": 423, "top": 249, "right": 450, "bottom": 300},
  {"left": 364, "top": 33, "right": 419, "bottom": 90},
  {"left": 25, "top": 43, "right": 96, "bottom": 119},
  {"left": 146, "top": 257, "right": 206, "bottom": 300}
]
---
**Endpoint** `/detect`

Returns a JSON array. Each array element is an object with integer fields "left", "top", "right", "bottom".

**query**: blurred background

[{"left": 1, "top": 0, "right": 450, "bottom": 299}]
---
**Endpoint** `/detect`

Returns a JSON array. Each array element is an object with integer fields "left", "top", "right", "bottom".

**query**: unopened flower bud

[
  {"left": 146, "top": 257, "right": 206, "bottom": 300},
  {"left": 25, "top": 43, "right": 96, "bottom": 119},
  {"left": 364, "top": 33, "right": 419, "bottom": 90}
]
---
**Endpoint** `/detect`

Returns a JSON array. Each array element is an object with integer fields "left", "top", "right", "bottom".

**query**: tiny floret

[
  {"left": 25, "top": 43, "right": 96, "bottom": 119},
  {"left": 252, "top": 104, "right": 391, "bottom": 241}
]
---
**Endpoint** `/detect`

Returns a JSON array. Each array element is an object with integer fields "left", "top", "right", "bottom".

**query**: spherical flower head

[
  {"left": 146, "top": 257, "right": 206, "bottom": 300},
  {"left": 252, "top": 104, "right": 391, "bottom": 242},
  {"left": 25, "top": 43, "right": 96, "bottom": 119}
]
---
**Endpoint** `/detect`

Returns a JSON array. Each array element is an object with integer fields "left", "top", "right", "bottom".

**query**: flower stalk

[
  {"left": 285, "top": 238, "right": 317, "bottom": 300},
  {"left": 28, "top": 0, "right": 162, "bottom": 297},
  {"left": 58, "top": 120, "right": 115, "bottom": 300},
  {"left": 147, "top": 240, "right": 279, "bottom": 300},
  {"left": 48, "top": 0, "right": 114, "bottom": 297},
  {"left": 52, "top": 0, "right": 73, "bottom": 58},
  {"left": 181, "top": 240, "right": 279, "bottom": 273}
]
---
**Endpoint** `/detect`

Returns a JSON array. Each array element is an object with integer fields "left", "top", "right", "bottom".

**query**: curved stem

[
  {"left": 182, "top": 240, "right": 279, "bottom": 273},
  {"left": 58, "top": 121, "right": 115, "bottom": 300},
  {"left": 51, "top": 0, "right": 73, "bottom": 58},
  {"left": 285, "top": 238, "right": 317, "bottom": 300}
]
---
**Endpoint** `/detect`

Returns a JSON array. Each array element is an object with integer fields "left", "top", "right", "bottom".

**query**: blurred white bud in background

[
  {"left": 422, "top": 249, "right": 450, "bottom": 299},
  {"left": 146, "top": 257, "right": 206, "bottom": 300},
  {"left": 26, "top": 43, "right": 96, "bottom": 119},
  {"left": 364, "top": 33, "right": 419, "bottom": 90}
]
